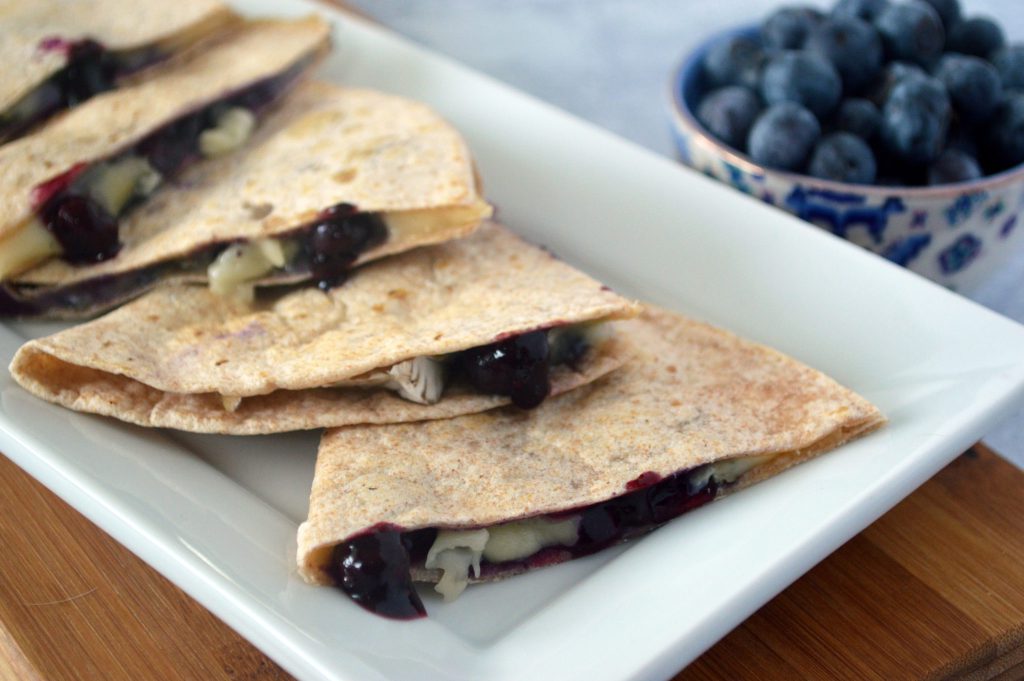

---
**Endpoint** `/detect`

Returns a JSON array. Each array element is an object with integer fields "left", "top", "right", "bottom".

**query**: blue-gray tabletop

[{"left": 350, "top": 0, "right": 1024, "bottom": 469}]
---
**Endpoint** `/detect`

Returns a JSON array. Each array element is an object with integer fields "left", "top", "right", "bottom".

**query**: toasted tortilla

[
  {"left": 296, "top": 306, "right": 885, "bottom": 586},
  {"left": 0, "top": 0, "right": 237, "bottom": 117},
  {"left": 0, "top": 16, "right": 330, "bottom": 271},
  {"left": 8, "top": 80, "right": 492, "bottom": 317},
  {"left": 10, "top": 223, "right": 641, "bottom": 434}
]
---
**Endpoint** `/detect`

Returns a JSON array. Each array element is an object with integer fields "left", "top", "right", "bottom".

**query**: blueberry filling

[
  {"left": 327, "top": 528, "right": 426, "bottom": 620},
  {"left": 0, "top": 39, "right": 163, "bottom": 143},
  {"left": 327, "top": 464, "right": 727, "bottom": 619},
  {"left": 0, "top": 200, "right": 387, "bottom": 317},
  {"left": 455, "top": 330, "right": 551, "bottom": 409},
  {"left": 25, "top": 56, "right": 312, "bottom": 268}
]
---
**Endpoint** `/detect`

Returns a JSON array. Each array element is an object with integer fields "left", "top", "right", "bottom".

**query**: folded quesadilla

[
  {"left": 0, "top": 0, "right": 238, "bottom": 142},
  {"left": 2, "top": 80, "right": 492, "bottom": 318},
  {"left": 0, "top": 16, "right": 330, "bottom": 286},
  {"left": 296, "top": 307, "right": 885, "bottom": 619},
  {"left": 10, "top": 224, "right": 641, "bottom": 433}
]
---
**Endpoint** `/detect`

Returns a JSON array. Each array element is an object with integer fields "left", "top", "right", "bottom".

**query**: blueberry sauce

[
  {"left": 455, "top": 330, "right": 551, "bottom": 409},
  {"left": 25, "top": 56, "right": 313, "bottom": 267},
  {"left": 0, "top": 39, "right": 165, "bottom": 143},
  {"left": 0, "top": 200, "right": 387, "bottom": 317},
  {"left": 328, "top": 466, "right": 721, "bottom": 618}
]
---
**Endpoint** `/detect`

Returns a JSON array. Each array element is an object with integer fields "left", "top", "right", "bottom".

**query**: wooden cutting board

[{"left": 0, "top": 443, "right": 1021, "bottom": 680}]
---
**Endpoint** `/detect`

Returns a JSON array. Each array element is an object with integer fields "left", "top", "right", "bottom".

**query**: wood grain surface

[{"left": 0, "top": 444, "right": 1022, "bottom": 680}]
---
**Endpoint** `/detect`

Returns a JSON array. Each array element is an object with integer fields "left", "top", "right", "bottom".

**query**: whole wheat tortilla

[
  {"left": 296, "top": 306, "right": 885, "bottom": 585},
  {"left": 0, "top": 0, "right": 237, "bottom": 115},
  {"left": 10, "top": 223, "right": 641, "bottom": 434},
  {"left": 10, "top": 80, "right": 491, "bottom": 317},
  {"left": 0, "top": 16, "right": 330, "bottom": 244}
]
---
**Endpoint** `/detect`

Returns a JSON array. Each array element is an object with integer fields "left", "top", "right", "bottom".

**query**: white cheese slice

[
  {"left": 385, "top": 356, "right": 446, "bottom": 404},
  {"left": 687, "top": 453, "right": 776, "bottom": 494},
  {"left": 207, "top": 238, "right": 284, "bottom": 298},
  {"left": 0, "top": 220, "right": 61, "bottom": 280},
  {"left": 199, "top": 107, "right": 256, "bottom": 158},
  {"left": 424, "top": 529, "right": 489, "bottom": 602},
  {"left": 482, "top": 516, "right": 579, "bottom": 564}
]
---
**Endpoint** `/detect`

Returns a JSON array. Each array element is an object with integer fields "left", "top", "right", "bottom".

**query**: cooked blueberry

[
  {"left": 808, "top": 132, "right": 877, "bottom": 183},
  {"left": 458, "top": 331, "right": 551, "bottom": 409},
  {"left": 868, "top": 61, "right": 929, "bottom": 105},
  {"left": 696, "top": 86, "right": 762, "bottom": 151},
  {"left": 44, "top": 195, "right": 121, "bottom": 263},
  {"left": 835, "top": 98, "right": 882, "bottom": 139},
  {"left": 920, "top": 0, "right": 961, "bottom": 31},
  {"left": 806, "top": 16, "right": 884, "bottom": 94},
  {"left": 329, "top": 531, "right": 425, "bottom": 619},
  {"left": 305, "top": 208, "right": 387, "bottom": 290},
  {"left": 947, "top": 16, "right": 1005, "bottom": 59},
  {"left": 879, "top": 75, "right": 950, "bottom": 164},
  {"left": 992, "top": 45, "right": 1024, "bottom": 92},
  {"left": 760, "top": 51, "right": 842, "bottom": 119},
  {"left": 981, "top": 94, "right": 1024, "bottom": 172},
  {"left": 59, "top": 41, "right": 116, "bottom": 106},
  {"left": 702, "top": 36, "right": 766, "bottom": 90},
  {"left": 137, "top": 112, "right": 203, "bottom": 175},
  {"left": 874, "top": 0, "right": 945, "bottom": 67},
  {"left": 748, "top": 102, "right": 821, "bottom": 171},
  {"left": 577, "top": 507, "right": 618, "bottom": 550},
  {"left": 833, "top": 0, "right": 890, "bottom": 22},
  {"left": 935, "top": 55, "right": 1002, "bottom": 125},
  {"left": 927, "top": 149, "right": 982, "bottom": 184},
  {"left": 761, "top": 6, "right": 825, "bottom": 49}
]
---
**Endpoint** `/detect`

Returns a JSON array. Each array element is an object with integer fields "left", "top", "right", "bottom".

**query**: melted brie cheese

[{"left": 0, "top": 220, "right": 61, "bottom": 280}]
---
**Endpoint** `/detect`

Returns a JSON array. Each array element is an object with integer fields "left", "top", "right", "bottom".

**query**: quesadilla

[
  {"left": 1, "top": 81, "right": 492, "bottom": 318},
  {"left": 10, "top": 223, "right": 641, "bottom": 433},
  {"left": 296, "top": 307, "right": 885, "bottom": 619},
  {"left": 0, "top": 0, "right": 238, "bottom": 142},
  {"left": 0, "top": 16, "right": 330, "bottom": 285}
]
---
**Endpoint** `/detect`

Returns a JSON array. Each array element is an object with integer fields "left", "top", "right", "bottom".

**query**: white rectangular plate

[{"left": 4, "top": 3, "right": 1024, "bottom": 680}]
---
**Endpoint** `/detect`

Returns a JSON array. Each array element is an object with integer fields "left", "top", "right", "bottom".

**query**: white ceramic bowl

[{"left": 669, "top": 25, "right": 1024, "bottom": 293}]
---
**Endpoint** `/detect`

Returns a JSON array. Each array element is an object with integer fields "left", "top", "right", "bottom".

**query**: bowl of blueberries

[{"left": 669, "top": 0, "right": 1024, "bottom": 292}]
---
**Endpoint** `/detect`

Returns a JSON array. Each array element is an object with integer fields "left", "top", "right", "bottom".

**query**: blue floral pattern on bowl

[{"left": 668, "top": 25, "right": 1024, "bottom": 293}]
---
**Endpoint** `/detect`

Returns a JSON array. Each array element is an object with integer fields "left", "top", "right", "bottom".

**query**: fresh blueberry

[
  {"left": 806, "top": 16, "right": 884, "bottom": 94},
  {"left": 702, "top": 36, "right": 766, "bottom": 91},
  {"left": 696, "top": 86, "right": 762, "bottom": 151},
  {"left": 747, "top": 102, "right": 821, "bottom": 171},
  {"left": 879, "top": 75, "right": 951, "bottom": 164},
  {"left": 874, "top": 0, "right": 945, "bottom": 67},
  {"left": 835, "top": 98, "right": 882, "bottom": 139},
  {"left": 920, "top": 0, "right": 961, "bottom": 31},
  {"left": 761, "top": 6, "right": 824, "bottom": 49},
  {"left": 934, "top": 55, "right": 1002, "bottom": 125},
  {"left": 868, "top": 61, "right": 929, "bottom": 104},
  {"left": 761, "top": 51, "right": 842, "bottom": 119},
  {"left": 808, "top": 132, "right": 878, "bottom": 184},
  {"left": 981, "top": 93, "right": 1024, "bottom": 172},
  {"left": 992, "top": 45, "right": 1024, "bottom": 92},
  {"left": 945, "top": 122, "right": 979, "bottom": 157},
  {"left": 833, "top": 0, "right": 890, "bottom": 22},
  {"left": 947, "top": 16, "right": 1005, "bottom": 59},
  {"left": 44, "top": 195, "right": 121, "bottom": 263},
  {"left": 927, "top": 149, "right": 982, "bottom": 184}
]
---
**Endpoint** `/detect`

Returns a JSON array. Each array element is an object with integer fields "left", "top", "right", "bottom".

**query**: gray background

[{"left": 348, "top": 0, "right": 1024, "bottom": 467}]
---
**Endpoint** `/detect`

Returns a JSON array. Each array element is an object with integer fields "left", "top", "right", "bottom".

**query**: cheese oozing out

[{"left": 199, "top": 107, "right": 257, "bottom": 158}]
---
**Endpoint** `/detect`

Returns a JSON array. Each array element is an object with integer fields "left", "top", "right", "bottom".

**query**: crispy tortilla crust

[
  {"left": 0, "top": 16, "right": 330, "bottom": 243},
  {"left": 10, "top": 224, "right": 641, "bottom": 433},
  {"left": 297, "top": 307, "right": 885, "bottom": 585},
  {"left": 0, "top": 0, "right": 235, "bottom": 112}
]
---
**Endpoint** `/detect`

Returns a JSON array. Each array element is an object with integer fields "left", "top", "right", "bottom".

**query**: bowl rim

[{"left": 668, "top": 23, "right": 1024, "bottom": 198}]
